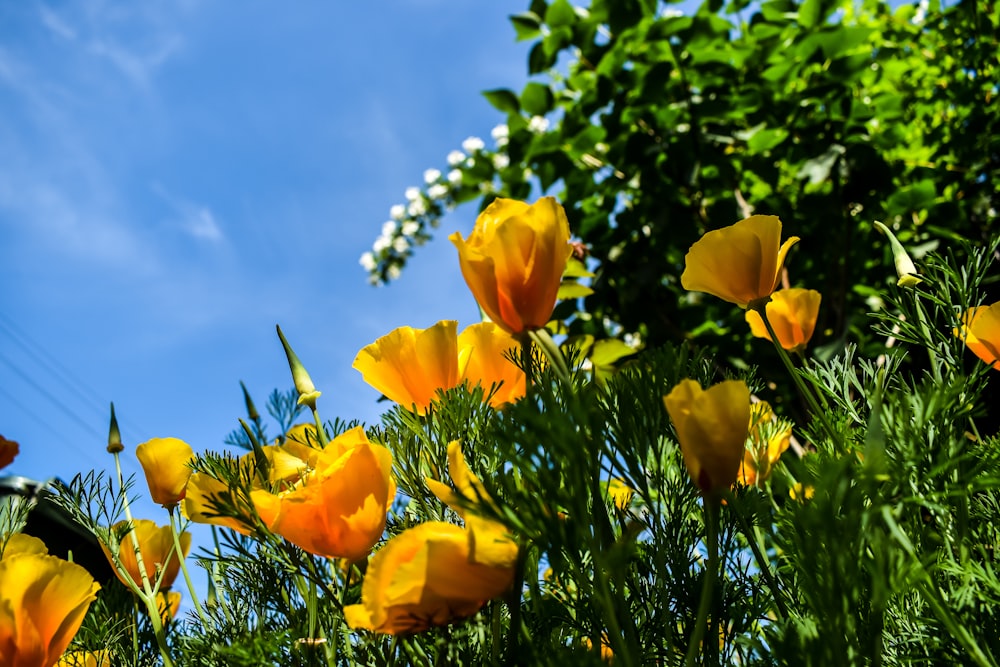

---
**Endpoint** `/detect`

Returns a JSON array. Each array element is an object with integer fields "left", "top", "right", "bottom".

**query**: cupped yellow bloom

[
  {"left": 0, "top": 539, "right": 100, "bottom": 667},
  {"left": 102, "top": 519, "right": 190, "bottom": 592},
  {"left": 449, "top": 197, "right": 573, "bottom": 334},
  {"left": 606, "top": 478, "right": 635, "bottom": 511},
  {"left": 252, "top": 426, "right": 396, "bottom": 562},
  {"left": 0, "top": 435, "right": 19, "bottom": 471},
  {"left": 737, "top": 401, "right": 792, "bottom": 488},
  {"left": 458, "top": 322, "right": 526, "bottom": 408},
  {"left": 957, "top": 302, "right": 1000, "bottom": 371},
  {"left": 135, "top": 437, "right": 195, "bottom": 507},
  {"left": 663, "top": 379, "right": 751, "bottom": 495},
  {"left": 343, "top": 521, "right": 516, "bottom": 635},
  {"left": 681, "top": 215, "right": 800, "bottom": 309},
  {"left": 353, "top": 321, "right": 461, "bottom": 415},
  {"left": 745, "top": 288, "right": 821, "bottom": 351}
]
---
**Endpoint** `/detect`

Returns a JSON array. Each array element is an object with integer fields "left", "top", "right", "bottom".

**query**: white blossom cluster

[{"left": 360, "top": 119, "right": 543, "bottom": 285}]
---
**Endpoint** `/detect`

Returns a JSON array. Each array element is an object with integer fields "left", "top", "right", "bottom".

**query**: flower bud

[
  {"left": 276, "top": 325, "right": 322, "bottom": 409},
  {"left": 106, "top": 403, "right": 124, "bottom": 454}
]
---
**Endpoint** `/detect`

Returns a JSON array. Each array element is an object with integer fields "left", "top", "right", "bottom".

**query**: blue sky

[{"left": 0, "top": 2, "right": 530, "bottom": 491}]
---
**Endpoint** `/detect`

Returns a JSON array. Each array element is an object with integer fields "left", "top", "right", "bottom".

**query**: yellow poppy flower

[
  {"left": 744, "top": 288, "right": 822, "bottom": 351},
  {"left": 343, "top": 521, "right": 516, "bottom": 635},
  {"left": 157, "top": 591, "right": 182, "bottom": 624},
  {"left": 252, "top": 426, "right": 396, "bottom": 562},
  {"left": 56, "top": 651, "right": 111, "bottom": 667},
  {"left": 957, "top": 302, "right": 1000, "bottom": 370},
  {"left": 449, "top": 197, "right": 573, "bottom": 335},
  {"left": 182, "top": 467, "right": 257, "bottom": 535},
  {"left": 663, "top": 379, "right": 751, "bottom": 495},
  {"left": 0, "top": 541, "right": 100, "bottom": 667},
  {"left": 681, "top": 215, "right": 800, "bottom": 309},
  {"left": 135, "top": 437, "right": 196, "bottom": 507},
  {"left": 0, "top": 435, "right": 18, "bottom": 471},
  {"left": 458, "top": 322, "right": 526, "bottom": 408},
  {"left": 737, "top": 401, "right": 792, "bottom": 487},
  {"left": 606, "top": 478, "right": 635, "bottom": 511},
  {"left": 102, "top": 519, "right": 190, "bottom": 592},
  {"left": 353, "top": 321, "right": 461, "bottom": 415}
]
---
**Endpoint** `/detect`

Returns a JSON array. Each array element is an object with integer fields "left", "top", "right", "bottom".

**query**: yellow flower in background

[
  {"left": 0, "top": 536, "right": 100, "bottom": 667},
  {"left": 681, "top": 215, "right": 800, "bottom": 309},
  {"left": 450, "top": 197, "right": 573, "bottom": 335},
  {"left": 745, "top": 288, "right": 822, "bottom": 352},
  {"left": 103, "top": 519, "right": 190, "bottom": 592},
  {"left": 252, "top": 426, "right": 396, "bottom": 562},
  {"left": 738, "top": 401, "right": 792, "bottom": 488},
  {"left": 157, "top": 591, "right": 182, "bottom": 624},
  {"left": 458, "top": 322, "right": 526, "bottom": 408},
  {"left": 606, "top": 478, "right": 635, "bottom": 511},
  {"left": 663, "top": 379, "right": 751, "bottom": 496},
  {"left": 56, "top": 651, "right": 111, "bottom": 667},
  {"left": 135, "top": 437, "right": 195, "bottom": 507},
  {"left": 789, "top": 483, "right": 815, "bottom": 502},
  {"left": 353, "top": 320, "right": 461, "bottom": 415},
  {"left": 957, "top": 302, "right": 1000, "bottom": 371},
  {"left": 0, "top": 434, "right": 19, "bottom": 471},
  {"left": 343, "top": 521, "right": 516, "bottom": 635}
]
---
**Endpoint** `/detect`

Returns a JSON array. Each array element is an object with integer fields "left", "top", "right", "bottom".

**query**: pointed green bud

[
  {"left": 107, "top": 402, "right": 124, "bottom": 454},
  {"left": 239, "top": 381, "right": 260, "bottom": 422},
  {"left": 873, "top": 221, "right": 922, "bottom": 288},
  {"left": 276, "top": 325, "right": 322, "bottom": 409}
]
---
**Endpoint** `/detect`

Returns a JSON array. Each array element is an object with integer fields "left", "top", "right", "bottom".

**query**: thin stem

[
  {"left": 111, "top": 452, "right": 175, "bottom": 667},
  {"left": 168, "top": 507, "right": 209, "bottom": 626},
  {"left": 727, "top": 492, "right": 787, "bottom": 620},
  {"left": 686, "top": 499, "right": 719, "bottom": 667},
  {"left": 755, "top": 305, "right": 839, "bottom": 446},
  {"left": 527, "top": 328, "right": 571, "bottom": 385},
  {"left": 504, "top": 543, "right": 528, "bottom": 666}
]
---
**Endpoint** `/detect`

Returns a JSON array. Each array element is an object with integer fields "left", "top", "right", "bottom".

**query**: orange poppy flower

[
  {"left": 252, "top": 426, "right": 396, "bottom": 562},
  {"left": 957, "top": 302, "right": 1000, "bottom": 370},
  {"left": 450, "top": 197, "right": 572, "bottom": 334},
  {"left": 745, "top": 288, "right": 821, "bottom": 351},
  {"left": 103, "top": 519, "right": 190, "bottom": 592}
]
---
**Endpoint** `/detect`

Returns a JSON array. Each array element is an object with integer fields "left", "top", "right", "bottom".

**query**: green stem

[
  {"left": 168, "top": 507, "right": 210, "bottom": 626},
  {"left": 912, "top": 295, "right": 942, "bottom": 383},
  {"left": 685, "top": 499, "right": 719, "bottom": 667},
  {"left": 527, "top": 328, "right": 571, "bottom": 386},
  {"left": 113, "top": 451, "right": 176, "bottom": 667},
  {"left": 727, "top": 492, "right": 787, "bottom": 620},
  {"left": 755, "top": 304, "right": 839, "bottom": 446},
  {"left": 504, "top": 543, "right": 528, "bottom": 666}
]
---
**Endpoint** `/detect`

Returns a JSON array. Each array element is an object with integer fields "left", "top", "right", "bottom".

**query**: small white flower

[
  {"left": 492, "top": 153, "right": 510, "bottom": 170},
  {"left": 373, "top": 236, "right": 390, "bottom": 253},
  {"left": 447, "top": 150, "right": 466, "bottom": 166},
  {"left": 491, "top": 124, "right": 509, "bottom": 145},
  {"left": 478, "top": 182, "right": 495, "bottom": 193},
  {"left": 407, "top": 199, "right": 427, "bottom": 217},
  {"left": 382, "top": 220, "right": 397, "bottom": 237},
  {"left": 392, "top": 236, "right": 410, "bottom": 253},
  {"left": 528, "top": 116, "right": 549, "bottom": 133},
  {"left": 387, "top": 264, "right": 401, "bottom": 280},
  {"left": 423, "top": 168, "right": 442, "bottom": 184},
  {"left": 368, "top": 274, "right": 382, "bottom": 286},
  {"left": 595, "top": 142, "right": 609, "bottom": 154},
  {"left": 428, "top": 183, "right": 449, "bottom": 200},
  {"left": 447, "top": 169, "right": 463, "bottom": 185},
  {"left": 359, "top": 252, "right": 377, "bottom": 272},
  {"left": 402, "top": 221, "right": 420, "bottom": 236},
  {"left": 404, "top": 187, "right": 421, "bottom": 201},
  {"left": 390, "top": 204, "right": 406, "bottom": 220},
  {"left": 623, "top": 332, "right": 642, "bottom": 349},
  {"left": 462, "top": 136, "right": 485, "bottom": 153}
]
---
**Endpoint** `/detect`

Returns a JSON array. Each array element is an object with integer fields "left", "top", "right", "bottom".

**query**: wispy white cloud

[{"left": 152, "top": 183, "right": 225, "bottom": 243}]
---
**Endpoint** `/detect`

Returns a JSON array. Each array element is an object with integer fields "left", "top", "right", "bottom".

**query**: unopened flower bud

[
  {"left": 276, "top": 325, "right": 322, "bottom": 409},
  {"left": 239, "top": 380, "right": 260, "bottom": 421},
  {"left": 874, "top": 221, "right": 922, "bottom": 288},
  {"left": 106, "top": 403, "right": 124, "bottom": 454}
]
